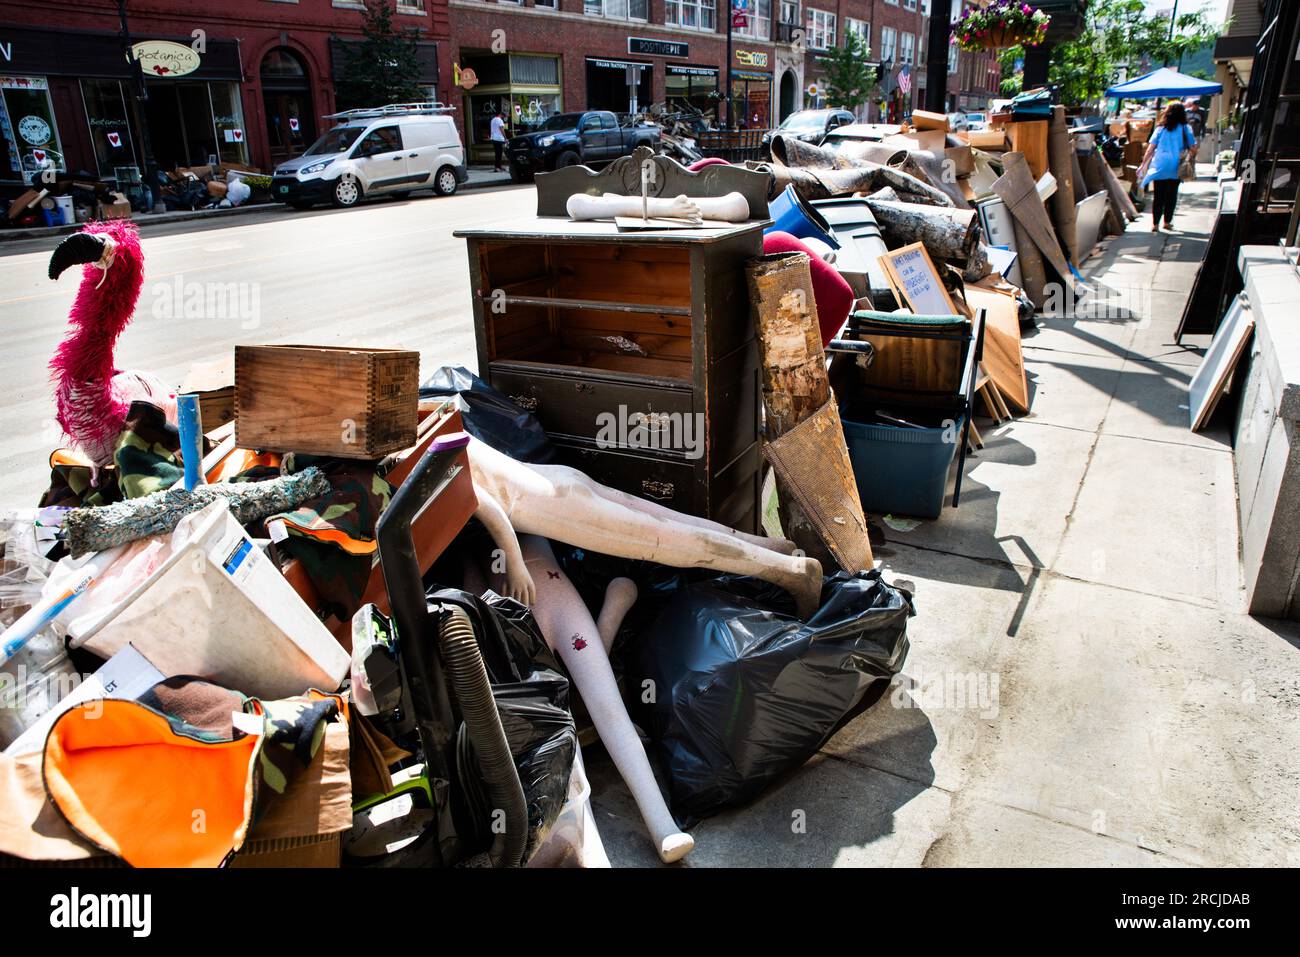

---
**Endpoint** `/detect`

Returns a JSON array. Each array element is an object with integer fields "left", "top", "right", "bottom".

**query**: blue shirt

[{"left": 1142, "top": 122, "right": 1194, "bottom": 185}]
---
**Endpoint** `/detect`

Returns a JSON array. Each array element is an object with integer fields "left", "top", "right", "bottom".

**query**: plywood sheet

[{"left": 964, "top": 284, "right": 1029, "bottom": 414}]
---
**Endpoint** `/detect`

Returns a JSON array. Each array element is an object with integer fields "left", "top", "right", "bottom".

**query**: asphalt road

[{"left": 0, "top": 183, "right": 533, "bottom": 506}]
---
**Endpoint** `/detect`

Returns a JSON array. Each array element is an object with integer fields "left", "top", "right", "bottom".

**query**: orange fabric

[
  {"left": 286, "top": 524, "right": 377, "bottom": 555},
  {"left": 42, "top": 701, "right": 260, "bottom": 868},
  {"left": 205, "top": 447, "right": 281, "bottom": 484},
  {"left": 49, "top": 447, "right": 92, "bottom": 468}
]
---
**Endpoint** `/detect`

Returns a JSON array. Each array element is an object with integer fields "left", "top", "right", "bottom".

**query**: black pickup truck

[{"left": 506, "top": 111, "right": 661, "bottom": 182}]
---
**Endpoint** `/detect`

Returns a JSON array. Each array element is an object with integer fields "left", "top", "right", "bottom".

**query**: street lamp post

[
  {"left": 725, "top": 1, "right": 734, "bottom": 129},
  {"left": 117, "top": 0, "right": 166, "bottom": 213}
]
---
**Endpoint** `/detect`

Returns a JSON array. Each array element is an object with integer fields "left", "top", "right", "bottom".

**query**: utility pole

[
  {"left": 925, "top": 0, "right": 953, "bottom": 114},
  {"left": 725, "top": 1, "right": 734, "bottom": 129},
  {"left": 117, "top": 0, "right": 165, "bottom": 213}
]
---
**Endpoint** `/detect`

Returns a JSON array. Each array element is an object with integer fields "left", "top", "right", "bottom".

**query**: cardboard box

[
  {"left": 962, "top": 129, "right": 1009, "bottom": 151},
  {"left": 95, "top": 191, "right": 132, "bottom": 221},
  {"left": 1127, "top": 120, "right": 1154, "bottom": 145},
  {"left": 945, "top": 144, "right": 975, "bottom": 178},
  {"left": 911, "top": 109, "right": 950, "bottom": 132},
  {"left": 884, "top": 128, "right": 948, "bottom": 155}
]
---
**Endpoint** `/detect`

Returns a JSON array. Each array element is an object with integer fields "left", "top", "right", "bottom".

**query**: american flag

[{"left": 898, "top": 64, "right": 911, "bottom": 95}]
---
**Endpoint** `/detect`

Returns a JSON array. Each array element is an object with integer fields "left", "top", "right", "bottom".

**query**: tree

[
  {"left": 996, "top": 0, "right": 1224, "bottom": 106},
  {"left": 333, "top": 0, "right": 423, "bottom": 111},
  {"left": 820, "top": 31, "right": 878, "bottom": 115}
]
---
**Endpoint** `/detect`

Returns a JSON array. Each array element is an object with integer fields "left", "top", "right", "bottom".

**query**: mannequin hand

[
  {"left": 665, "top": 194, "right": 703, "bottom": 223},
  {"left": 506, "top": 564, "right": 537, "bottom": 606}
]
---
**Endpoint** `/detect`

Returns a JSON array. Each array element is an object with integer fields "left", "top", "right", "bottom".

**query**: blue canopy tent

[{"left": 1105, "top": 68, "right": 1222, "bottom": 99}]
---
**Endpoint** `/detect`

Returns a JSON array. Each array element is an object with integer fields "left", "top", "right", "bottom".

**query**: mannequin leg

[
  {"left": 547, "top": 465, "right": 797, "bottom": 555},
  {"left": 597, "top": 577, "right": 638, "bottom": 653},
  {"left": 520, "top": 534, "right": 694, "bottom": 864},
  {"left": 507, "top": 478, "right": 823, "bottom": 617}
]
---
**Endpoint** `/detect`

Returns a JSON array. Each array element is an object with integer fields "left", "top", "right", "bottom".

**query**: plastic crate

[{"left": 841, "top": 410, "right": 964, "bottom": 519}]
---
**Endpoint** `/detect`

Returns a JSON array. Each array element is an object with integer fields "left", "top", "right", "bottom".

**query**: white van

[{"left": 270, "top": 102, "right": 467, "bottom": 209}]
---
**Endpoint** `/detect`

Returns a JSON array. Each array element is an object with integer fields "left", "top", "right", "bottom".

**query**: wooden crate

[{"left": 235, "top": 345, "right": 419, "bottom": 458}]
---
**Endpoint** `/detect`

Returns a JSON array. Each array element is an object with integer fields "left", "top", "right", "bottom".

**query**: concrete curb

[{"left": 0, "top": 173, "right": 520, "bottom": 243}]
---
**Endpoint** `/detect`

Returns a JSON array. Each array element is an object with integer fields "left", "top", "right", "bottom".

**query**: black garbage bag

[
  {"left": 488, "top": 676, "right": 577, "bottom": 861},
  {"left": 629, "top": 569, "right": 913, "bottom": 821},
  {"left": 419, "top": 366, "right": 555, "bottom": 464},
  {"left": 449, "top": 590, "right": 576, "bottom": 863}
]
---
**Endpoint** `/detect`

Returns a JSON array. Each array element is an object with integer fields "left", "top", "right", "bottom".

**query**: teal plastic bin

[{"left": 841, "top": 410, "right": 964, "bottom": 519}]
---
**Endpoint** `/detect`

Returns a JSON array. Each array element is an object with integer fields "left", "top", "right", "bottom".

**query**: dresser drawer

[
  {"left": 490, "top": 364, "right": 695, "bottom": 449},
  {"left": 550, "top": 439, "right": 702, "bottom": 515}
]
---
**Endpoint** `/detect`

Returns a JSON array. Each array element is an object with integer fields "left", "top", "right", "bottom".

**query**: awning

[
  {"left": 0, "top": 24, "right": 242, "bottom": 81},
  {"left": 1105, "top": 67, "right": 1222, "bottom": 99}
]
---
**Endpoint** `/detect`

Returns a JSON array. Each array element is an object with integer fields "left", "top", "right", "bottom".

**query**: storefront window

[
  {"left": 731, "top": 71, "right": 772, "bottom": 129},
  {"left": 665, "top": 66, "right": 719, "bottom": 121},
  {"left": 462, "top": 52, "right": 563, "bottom": 162},
  {"left": 586, "top": 59, "right": 652, "bottom": 114},
  {"left": 511, "top": 93, "right": 563, "bottom": 133},
  {"left": 1, "top": 76, "right": 64, "bottom": 176},
  {"left": 209, "top": 82, "right": 250, "bottom": 166},
  {"left": 81, "top": 79, "right": 139, "bottom": 178}
]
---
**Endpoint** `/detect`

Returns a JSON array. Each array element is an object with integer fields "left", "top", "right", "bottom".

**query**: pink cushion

[
  {"left": 687, "top": 157, "right": 731, "bottom": 172},
  {"left": 762, "top": 231, "right": 855, "bottom": 346}
]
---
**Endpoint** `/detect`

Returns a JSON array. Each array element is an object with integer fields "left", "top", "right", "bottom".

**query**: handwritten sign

[{"left": 878, "top": 243, "right": 956, "bottom": 316}]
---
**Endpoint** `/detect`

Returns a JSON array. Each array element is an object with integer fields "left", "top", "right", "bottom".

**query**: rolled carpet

[
  {"left": 64, "top": 466, "right": 332, "bottom": 556},
  {"left": 762, "top": 230, "right": 855, "bottom": 347}
]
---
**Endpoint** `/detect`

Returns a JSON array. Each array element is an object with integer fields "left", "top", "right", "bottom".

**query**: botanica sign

[{"left": 129, "top": 40, "right": 201, "bottom": 78}]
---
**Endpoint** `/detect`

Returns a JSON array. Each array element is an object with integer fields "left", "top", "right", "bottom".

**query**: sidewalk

[
  {"left": 589, "top": 170, "right": 1300, "bottom": 867},
  {"left": 0, "top": 165, "right": 517, "bottom": 243}
]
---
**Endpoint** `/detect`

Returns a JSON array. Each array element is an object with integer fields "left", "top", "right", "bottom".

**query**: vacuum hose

[{"left": 438, "top": 605, "right": 528, "bottom": 868}]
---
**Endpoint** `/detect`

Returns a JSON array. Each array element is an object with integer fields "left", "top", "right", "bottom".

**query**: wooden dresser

[{"left": 454, "top": 217, "right": 764, "bottom": 533}]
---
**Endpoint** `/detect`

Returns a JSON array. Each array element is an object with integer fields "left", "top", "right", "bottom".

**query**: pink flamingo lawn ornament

[{"left": 47, "top": 221, "right": 175, "bottom": 471}]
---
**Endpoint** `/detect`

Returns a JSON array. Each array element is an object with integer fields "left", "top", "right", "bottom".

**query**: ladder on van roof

[{"left": 322, "top": 102, "right": 457, "bottom": 121}]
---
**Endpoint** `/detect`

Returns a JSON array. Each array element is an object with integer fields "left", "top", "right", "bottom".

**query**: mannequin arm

[
  {"left": 473, "top": 485, "right": 535, "bottom": 605},
  {"left": 567, "top": 192, "right": 702, "bottom": 223}
]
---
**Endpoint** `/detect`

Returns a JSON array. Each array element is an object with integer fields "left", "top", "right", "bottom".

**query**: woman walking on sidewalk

[{"left": 1140, "top": 101, "right": 1197, "bottom": 232}]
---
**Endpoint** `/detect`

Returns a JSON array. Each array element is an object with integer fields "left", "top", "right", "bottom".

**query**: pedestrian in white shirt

[{"left": 489, "top": 110, "right": 507, "bottom": 172}]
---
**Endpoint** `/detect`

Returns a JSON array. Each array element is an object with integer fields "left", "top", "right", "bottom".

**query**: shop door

[
  {"left": 143, "top": 84, "right": 186, "bottom": 169},
  {"left": 779, "top": 70, "right": 796, "bottom": 121},
  {"left": 263, "top": 92, "right": 315, "bottom": 164},
  {"left": 261, "top": 48, "right": 316, "bottom": 165}
]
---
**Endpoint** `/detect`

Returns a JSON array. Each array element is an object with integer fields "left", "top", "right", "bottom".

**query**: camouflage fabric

[
  {"left": 253, "top": 454, "right": 393, "bottom": 622},
  {"left": 39, "top": 401, "right": 181, "bottom": 507},
  {"left": 253, "top": 691, "right": 344, "bottom": 799}
]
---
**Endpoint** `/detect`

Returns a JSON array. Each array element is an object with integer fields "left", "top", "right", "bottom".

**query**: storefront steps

[{"left": 586, "top": 170, "right": 1300, "bottom": 868}]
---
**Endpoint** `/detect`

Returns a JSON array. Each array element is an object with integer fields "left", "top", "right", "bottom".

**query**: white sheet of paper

[{"left": 5, "top": 643, "right": 164, "bottom": 755}]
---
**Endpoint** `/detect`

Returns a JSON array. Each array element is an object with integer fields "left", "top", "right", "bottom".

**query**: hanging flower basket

[{"left": 952, "top": 2, "right": 1051, "bottom": 53}]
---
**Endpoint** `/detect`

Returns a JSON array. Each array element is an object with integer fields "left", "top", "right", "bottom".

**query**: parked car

[
  {"left": 270, "top": 103, "right": 467, "bottom": 209},
  {"left": 762, "top": 109, "right": 857, "bottom": 150},
  {"left": 506, "top": 111, "right": 661, "bottom": 182}
]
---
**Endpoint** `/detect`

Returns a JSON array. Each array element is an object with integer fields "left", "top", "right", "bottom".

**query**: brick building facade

[
  {"left": 0, "top": 0, "right": 451, "bottom": 181},
  {"left": 447, "top": 0, "right": 803, "bottom": 161}
]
